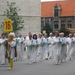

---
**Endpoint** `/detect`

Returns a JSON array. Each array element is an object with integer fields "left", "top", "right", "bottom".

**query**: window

[
  {"left": 46, "top": 19, "right": 49, "bottom": 24},
  {"left": 54, "top": 9, "right": 59, "bottom": 17},
  {"left": 54, "top": 21, "right": 58, "bottom": 29},
  {"left": 53, "top": 4, "right": 60, "bottom": 17},
  {"left": 41, "top": 18, "right": 45, "bottom": 26},
  {"left": 41, "top": 18, "right": 45, "bottom": 30},
  {"left": 46, "top": 18, "right": 51, "bottom": 25},
  {"left": 61, "top": 21, "right": 65, "bottom": 28},
  {"left": 67, "top": 21, "right": 72, "bottom": 28}
]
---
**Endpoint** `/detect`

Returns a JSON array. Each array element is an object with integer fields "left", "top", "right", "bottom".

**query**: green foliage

[
  {"left": 1, "top": 2, "right": 24, "bottom": 32},
  {"left": 42, "top": 23, "right": 52, "bottom": 35}
]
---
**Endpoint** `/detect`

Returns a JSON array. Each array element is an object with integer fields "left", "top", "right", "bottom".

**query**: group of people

[
  {"left": 26, "top": 31, "right": 75, "bottom": 65},
  {"left": 0, "top": 31, "right": 75, "bottom": 70}
]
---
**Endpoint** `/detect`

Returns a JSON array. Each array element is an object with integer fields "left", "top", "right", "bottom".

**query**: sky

[{"left": 41, "top": 0, "right": 65, "bottom": 2}]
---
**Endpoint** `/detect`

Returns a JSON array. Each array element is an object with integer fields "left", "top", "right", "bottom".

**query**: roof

[{"left": 41, "top": 0, "right": 75, "bottom": 17}]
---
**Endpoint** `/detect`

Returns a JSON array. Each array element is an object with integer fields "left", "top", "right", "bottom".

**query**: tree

[
  {"left": 42, "top": 23, "right": 52, "bottom": 35},
  {"left": 1, "top": 2, "right": 24, "bottom": 33}
]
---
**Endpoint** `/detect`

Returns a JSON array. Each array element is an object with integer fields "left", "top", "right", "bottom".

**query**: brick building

[{"left": 41, "top": 0, "right": 75, "bottom": 31}]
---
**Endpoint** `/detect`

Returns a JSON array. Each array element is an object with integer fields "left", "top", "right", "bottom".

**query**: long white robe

[
  {"left": 61, "top": 37, "right": 67, "bottom": 62},
  {"left": 53, "top": 37, "right": 61, "bottom": 64},
  {"left": 44, "top": 37, "right": 49, "bottom": 59},
  {"left": 18, "top": 37, "right": 25, "bottom": 59},
  {"left": 37, "top": 38, "right": 41, "bottom": 56},
  {"left": 0, "top": 38, "right": 7, "bottom": 64},
  {"left": 37, "top": 37, "right": 46, "bottom": 60},
  {"left": 32, "top": 39, "right": 39, "bottom": 62},
  {"left": 67, "top": 37, "right": 74, "bottom": 60},
  {"left": 26, "top": 39, "right": 33, "bottom": 63},
  {"left": 48, "top": 37, "right": 53, "bottom": 59},
  {"left": 14, "top": 37, "right": 25, "bottom": 60}
]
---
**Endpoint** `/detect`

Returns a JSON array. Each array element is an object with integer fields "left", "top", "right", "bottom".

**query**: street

[{"left": 0, "top": 57, "right": 75, "bottom": 75}]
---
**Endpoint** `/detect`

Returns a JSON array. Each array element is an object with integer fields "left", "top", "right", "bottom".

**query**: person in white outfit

[
  {"left": 53, "top": 31, "right": 62, "bottom": 65},
  {"left": 18, "top": 34, "right": 25, "bottom": 60},
  {"left": 44, "top": 33, "right": 49, "bottom": 60},
  {"left": 66, "top": 33, "right": 74, "bottom": 61},
  {"left": 32, "top": 34, "right": 39, "bottom": 63},
  {"left": 61, "top": 33, "right": 67, "bottom": 63},
  {"left": 40, "top": 35, "right": 46, "bottom": 60},
  {"left": 26, "top": 34, "right": 33, "bottom": 64},
  {"left": 37, "top": 33, "right": 42, "bottom": 60},
  {"left": 0, "top": 33, "right": 7, "bottom": 65},
  {"left": 48, "top": 33, "right": 53, "bottom": 59}
]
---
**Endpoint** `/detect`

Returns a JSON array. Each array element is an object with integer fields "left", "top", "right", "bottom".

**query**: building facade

[
  {"left": 0, "top": 0, "right": 41, "bottom": 36},
  {"left": 41, "top": 0, "right": 75, "bottom": 31}
]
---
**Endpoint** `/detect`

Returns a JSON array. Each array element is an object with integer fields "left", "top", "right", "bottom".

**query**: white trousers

[
  {"left": 27, "top": 47, "right": 33, "bottom": 62},
  {"left": 49, "top": 45, "right": 53, "bottom": 58}
]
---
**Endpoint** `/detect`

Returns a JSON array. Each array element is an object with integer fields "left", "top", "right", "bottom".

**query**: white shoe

[
  {"left": 34, "top": 60, "right": 36, "bottom": 63},
  {"left": 29, "top": 61, "right": 31, "bottom": 65},
  {"left": 55, "top": 62, "right": 58, "bottom": 65}
]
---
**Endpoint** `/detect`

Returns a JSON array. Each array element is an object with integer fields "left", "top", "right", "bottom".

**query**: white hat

[{"left": 9, "top": 32, "right": 15, "bottom": 37}]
